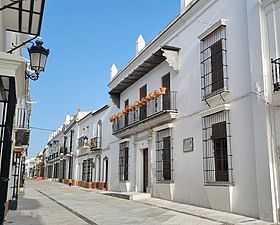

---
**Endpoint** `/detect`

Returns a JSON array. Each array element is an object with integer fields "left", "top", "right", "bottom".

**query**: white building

[
  {"left": 25, "top": 157, "right": 36, "bottom": 178},
  {"left": 45, "top": 105, "right": 111, "bottom": 189},
  {"left": 0, "top": 0, "right": 48, "bottom": 222},
  {"left": 107, "top": 0, "right": 280, "bottom": 223},
  {"left": 41, "top": 0, "right": 280, "bottom": 223}
]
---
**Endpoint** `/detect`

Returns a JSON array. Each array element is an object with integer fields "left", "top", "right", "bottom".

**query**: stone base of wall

[{"left": 59, "top": 180, "right": 108, "bottom": 190}]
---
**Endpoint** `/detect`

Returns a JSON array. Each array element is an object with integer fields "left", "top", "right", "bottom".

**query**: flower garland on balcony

[{"left": 109, "top": 87, "right": 167, "bottom": 123}]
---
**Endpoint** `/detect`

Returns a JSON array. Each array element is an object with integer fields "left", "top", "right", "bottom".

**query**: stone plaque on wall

[{"left": 183, "top": 137, "right": 194, "bottom": 152}]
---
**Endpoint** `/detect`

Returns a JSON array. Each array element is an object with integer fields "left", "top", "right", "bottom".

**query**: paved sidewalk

[{"left": 5, "top": 180, "right": 273, "bottom": 225}]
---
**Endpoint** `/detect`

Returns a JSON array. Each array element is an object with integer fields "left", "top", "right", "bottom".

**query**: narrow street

[{"left": 4, "top": 180, "right": 272, "bottom": 225}]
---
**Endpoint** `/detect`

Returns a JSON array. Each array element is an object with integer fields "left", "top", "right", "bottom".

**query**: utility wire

[{"left": 29, "top": 126, "right": 56, "bottom": 132}]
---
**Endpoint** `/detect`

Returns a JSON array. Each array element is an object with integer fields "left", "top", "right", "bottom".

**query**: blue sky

[{"left": 27, "top": 1, "right": 179, "bottom": 157}]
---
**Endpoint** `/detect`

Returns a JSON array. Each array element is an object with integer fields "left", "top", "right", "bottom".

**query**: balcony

[
  {"left": 90, "top": 137, "right": 102, "bottom": 151},
  {"left": 112, "top": 91, "right": 178, "bottom": 138},
  {"left": 15, "top": 108, "right": 31, "bottom": 146},
  {"left": 272, "top": 58, "right": 280, "bottom": 92},
  {"left": 77, "top": 136, "right": 89, "bottom": 149}
]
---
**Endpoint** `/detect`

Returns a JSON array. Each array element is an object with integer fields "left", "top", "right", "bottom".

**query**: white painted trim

[
  {"left": 119, "top": 138, "right": 130, "bottom": 144},
  {"left": 198, "top": 19, "right": 229, "bottom": 40},
  {"left": 199, "top": 104, "right": 231, "bottom": 117},
  {"left": 153, "top": 123, "right": 174, "bottom": 132}
]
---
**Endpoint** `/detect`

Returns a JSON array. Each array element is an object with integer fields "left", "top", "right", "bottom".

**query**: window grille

[
  {"left": 62, "top": 159, "right": 66, "bottom": 179},
  {"left": 201, "top": 26, "right": 228, "bottom": 99},
  {"left": 272, "top": 58, "right": 280, "bottom": 92},
  {"left": 82, "top": 159, "right": 93, "bottom": 182},
  {"left": 87, "top": 158, "right": 93, "bottom": 182},
  {"left": 119, "top": 141, "right": 129, "bottom": 181},
  {"left": 156, "top": 129, "right": 173, "bottom": 182},
  {"left": 82, "top": 161, "right": 87, "bottom": 181},
  {"left": 202, "top": 110, "right": 233, "bottom": 184},
  {"left": 68, "top": 156, "right": 73, "bottom": 179},
  {"left": 53, "top": 163, "right": 59, "bottom": 178}
]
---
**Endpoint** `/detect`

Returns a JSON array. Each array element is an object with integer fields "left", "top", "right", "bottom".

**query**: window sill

[
  {"left": 119, "top": 180, "right": 129, "bottom": 183},
  {"left": 204, "top": 182, "right": 234, "bottom": 187},
  {"left": 202, "top": 88, "right": 229, "bottom": 101},
  {"left": 156, "top": 181, "right": 174, "bottom": 184}
]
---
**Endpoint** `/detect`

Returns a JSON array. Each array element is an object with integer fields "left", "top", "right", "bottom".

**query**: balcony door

[
  {"left": 162, "top": 73, "right": 170, "bottom": 110},
  {"left": 124, "top": 99, "right": 129, "bottom": 126},
  {"left": 140, "top": 85, "right": 147, "bottom": 120}
]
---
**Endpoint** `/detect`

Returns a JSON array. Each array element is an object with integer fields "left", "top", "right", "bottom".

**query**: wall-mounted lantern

[{"left": 26, "top": 40, "right": 50, "bottom": 81}]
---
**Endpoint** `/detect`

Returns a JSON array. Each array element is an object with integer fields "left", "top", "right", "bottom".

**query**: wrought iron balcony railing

[
  {"left": 272, "top": 58, "right": 280, "bottom": 92},
  {"left": 15, "top": 108, "right": 31, "bottom": 146},
  {"left": 90, "top": 137, "right": 101, "bottom": 150},
  {"left": 77, "top": 136, "right": 89, "bottom": 149},
  {"left": 16, "top": 108, "right": 30, "bottom": 129},
  {"left": 112, "top": 91, "right": 177, "bottom": 133}
]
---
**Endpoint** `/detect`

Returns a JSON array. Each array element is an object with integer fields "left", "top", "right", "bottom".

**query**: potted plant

[{"left": 155, "top": 89, "right": 161, "bottom": 97}]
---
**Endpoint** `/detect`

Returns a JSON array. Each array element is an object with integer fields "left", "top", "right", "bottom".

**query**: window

[
  {"left": 156, "top": 129, "right": 173, "bottom": 182},
  {"left": 82, "top": 159, "right": 93, "bottom": 182},
  {"left": 202, "top": 110, "right": 233, "bottom": 184},
  {"left": 162, "top": 73, "right": 171, "bottom": 110},
  {"left": 119, "top": 142, "right": 129, "bottom": 181},
  {"left": 69, "top": 130, "right": 74, "bottom": 153},
  {"left": 124, "top": 99, "right": 129, "bottom": 126},
  {"left": 82, "top": 161, "right": 86, "bottom": 181},
  {"left": 62, "top": 159, "right": 66, "bottom": 179},
  {"left": 139, "top": 85, "right": 147, "bottom": 120},
  {"left": 201, "top": 25, "right": 228, "bottom": 99},
  {"left": 53, "top": 163, "right": 59, "bottom": 178},
  {"left": 68, "top": 156, "right": 73, "bottom": 179},
  {"left": 87, "top": 158, "right": 93, "bottom": 182}
]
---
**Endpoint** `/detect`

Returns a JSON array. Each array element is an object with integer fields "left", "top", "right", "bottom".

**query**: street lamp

[{"left": 26, "top": 40, "right": 50, "bottom": 81}]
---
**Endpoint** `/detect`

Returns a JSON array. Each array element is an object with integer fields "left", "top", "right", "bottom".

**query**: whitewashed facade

[
  {"left": 107, "top": 0, "right": 280, "bottom": 223},
  {"left": 41, "top": 0, "right": 280, "bottom": 223},
  {"left": 45, "top": 105, "right": 112, "bottom": 189}
]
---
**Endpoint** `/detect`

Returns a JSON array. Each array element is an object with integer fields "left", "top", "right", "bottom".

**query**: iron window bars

[
  {"left": 68, "top": 156, "right": 73, "bottom": 179},
  {"left": 82, "top": 159, "right": 93, "bottom": 182},
  {"left": 156, "top": 129, "right": 173, "bottom": 182},
  {"left": 47, "top": 165, "right": 53, "bottom": 178},
  {"left": 16, "top": 108, "right": 30, "bottom": 129},
  {"left": 78, "top": 136, "right": 89, "bottom": 149},
  {"left": 202, "top": 110, "right": 233, "bottom": 184},
  {"left": 201, "top": 26, "right": 228, "bottom": 101},
  {"left": 53, "top": 163, "right": 59, "bottom": 178},
  {"left": 272, "top": 58, "right": 280, "bottom": 92},
  {"left": 112, "top": 91, "right": 177, "bottom": 133},
  {"left": 119, "top": 141, "right": 129, "bottom": 181}
]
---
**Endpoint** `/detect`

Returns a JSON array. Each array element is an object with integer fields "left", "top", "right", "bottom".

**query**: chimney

[
  {"left": 180, "top": 0, "right": 192, "bottom": 13},
  {"left": 136, "top": 34, "right": 145, "bottom": 55},
  {"left": 110, "top": 63, "right": 118, "bottom": 80}
]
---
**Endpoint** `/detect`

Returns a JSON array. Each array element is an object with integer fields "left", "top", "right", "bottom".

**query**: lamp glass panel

[
  {"left": 39, "top": 54, "right": 47, "bottom": 72},
  {"left": 30, "top": 52, "right": 40, "bottom": 71}
]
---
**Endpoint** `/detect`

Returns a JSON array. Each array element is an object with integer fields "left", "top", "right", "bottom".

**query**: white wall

[{"left": 108, "top": 0, "right": 279, "bottom": 222}]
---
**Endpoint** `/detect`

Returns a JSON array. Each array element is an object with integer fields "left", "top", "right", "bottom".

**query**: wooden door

[
  {"left": 124, "top": 99, "right": 129, "bottom": 126},
  {"left": 139, "top": 85, "right": 147, "bottom": 120},
  {"left": 162, "top": 74, "right": 171, "bottom": 110},
  {"left": 211, "top": 40, "right": 224, "bottom": 92},
  {"left": 143, "top": 149, "right": 149, "bottom": 192},
  {"left": 212, "top": 122, "right": 228, "bottom": 182}
]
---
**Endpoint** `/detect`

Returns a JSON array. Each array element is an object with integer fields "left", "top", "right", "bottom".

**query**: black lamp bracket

[
  {"left": 7, "top": 35, "right": 38, "bottom": 54},
  {"left": 25, "top": 71, "right": 39, "bottom": 81}
]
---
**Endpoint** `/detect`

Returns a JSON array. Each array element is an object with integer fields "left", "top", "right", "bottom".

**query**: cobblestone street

[{"left": 4, "top": 180, "right": 273, "bottom": 225}]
